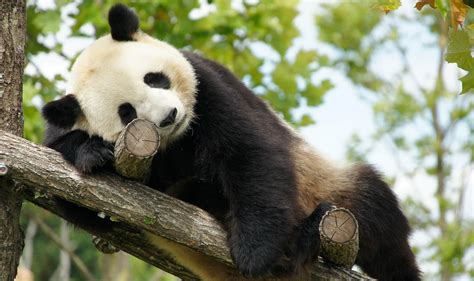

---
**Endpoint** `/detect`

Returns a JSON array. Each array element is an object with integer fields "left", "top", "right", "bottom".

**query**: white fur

[{"left": 68, "top": 33, "right": 197, "bottom": 146}]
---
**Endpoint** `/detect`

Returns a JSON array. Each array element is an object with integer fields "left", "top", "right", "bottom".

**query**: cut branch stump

[
  {"left": 319, "top": 207, "right": 359, "bottom": 268},
  {"left": 114, "top": 118, "right": 160, "bottom": 180}
]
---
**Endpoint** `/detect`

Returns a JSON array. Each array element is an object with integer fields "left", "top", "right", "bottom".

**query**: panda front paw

[{"left": 75, "top": 136, "right": 114, "bottom": 173}]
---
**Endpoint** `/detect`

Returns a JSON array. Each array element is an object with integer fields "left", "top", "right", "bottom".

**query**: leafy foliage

[
  {"left": 372, "top": 0, "right": 474, "bottom": 94},
  {"left": 318, "top": 2, "right": 474, "bottom": 279}
]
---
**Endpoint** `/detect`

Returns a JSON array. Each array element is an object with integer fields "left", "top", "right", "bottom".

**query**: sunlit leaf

[
  {"left": 459, "top": 71, "right": 474, "bottom": 93},
  {"left": 298, "top": 114, "right": 315, "bottom": 126},
  {"left": 33, "top": 10, "right": 61, "bottom": 34},
  {"left": 304, "top": 80, "right": 333, "bottom": 107},
  {"left": 370, "top": 0, "right": 402, "bottom": 13},
  {"left": 445, "top": 30, "right": 474, "bottom": 71},
  {"left": 272, "top": 62, "right": 297, "bottom": 95},
  {"left": 435, "top": 0, "right": 449, "bottom": 18}
]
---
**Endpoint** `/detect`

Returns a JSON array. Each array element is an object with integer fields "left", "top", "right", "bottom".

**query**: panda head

[{"left": 42, "top": 4, "right": 197, "bottom": 148}]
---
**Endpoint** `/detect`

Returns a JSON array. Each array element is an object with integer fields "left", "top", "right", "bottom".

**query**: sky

[{"left": 31, "top": 0, "right": 474, "bottom": 278}]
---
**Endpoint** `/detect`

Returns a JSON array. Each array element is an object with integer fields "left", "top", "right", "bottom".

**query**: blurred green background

[{"left": 21, "top": 0, "right": 474, "bottom": 280}]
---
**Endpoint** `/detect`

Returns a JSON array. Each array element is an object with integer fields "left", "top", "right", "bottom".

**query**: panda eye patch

[
  {"left": 118, "top": 102, "right": 137, "bottom": 125},
  {"left": 144, "top": 72, "right": 171, "bottom": 89}
]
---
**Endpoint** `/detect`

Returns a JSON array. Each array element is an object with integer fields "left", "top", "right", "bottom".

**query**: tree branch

[{"left": 0, "top": 131, "right": 370, "bottom": 280}]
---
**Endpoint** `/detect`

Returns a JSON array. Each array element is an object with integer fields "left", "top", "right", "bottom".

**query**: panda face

[{"left": 67, "top": 33, "right": 197, "bottom": 147}]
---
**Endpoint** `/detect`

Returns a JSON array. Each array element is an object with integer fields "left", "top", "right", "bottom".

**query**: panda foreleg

[
  {"left": 226, "top": 196, "right": 296, "bottom": 278},
  {"left": 45, "top": 127, "right": 114, "bottom": 174},
  {"left": 43, "top": 126, "right": 117, "bottom": 236},
  {"left": 74, "top": 135, "right": 114, "bottom": 173},
  {"left": 44, "top": 128, "right": 90, "bottom": 165}
]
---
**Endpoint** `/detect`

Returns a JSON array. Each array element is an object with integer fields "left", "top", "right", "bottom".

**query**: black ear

[
  {"left": 108, "top": 4, "right": 139, "bottom": 41},
  {"left": 42, "top": 94, "right": 82, "bottom": 129}
]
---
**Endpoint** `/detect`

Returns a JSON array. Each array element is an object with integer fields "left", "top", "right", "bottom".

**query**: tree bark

[
  {"left": 0, "top": 132, "right": 371, "bottom": 280},
  {"left": 0, "top": 1, "right": 26, "bottom": 281}
]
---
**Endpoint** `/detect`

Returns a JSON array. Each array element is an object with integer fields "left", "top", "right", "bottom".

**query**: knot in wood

[{"left": 0, "top": 162, "right": 8, "bottom": 176}]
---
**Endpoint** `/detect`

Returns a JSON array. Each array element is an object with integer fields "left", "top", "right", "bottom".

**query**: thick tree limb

[
  {"left": 0, "top": 1, "right": 26, "bottom": 280},
  {"left": 0, "top": 131, "right": 370, "bottom": 280}
]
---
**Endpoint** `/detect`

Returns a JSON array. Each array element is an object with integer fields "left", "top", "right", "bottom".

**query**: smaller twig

[
  {"left": 20, "top": 219, "right": 38, "bottom": 269},
  {"left": 29, "top": 213, "right": 97, "bottom": 281}
]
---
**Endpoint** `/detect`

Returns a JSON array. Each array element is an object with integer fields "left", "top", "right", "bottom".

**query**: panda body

[{"left": 42, "top": 4, "right": 420, "bottom": 281}]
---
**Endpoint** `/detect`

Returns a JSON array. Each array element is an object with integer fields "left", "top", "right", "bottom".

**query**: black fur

[
  {"left": 118, "top": 102, "right": 137, "bottom": 126},
  {"left": 270, "top": 202, "right": 335, "bottom": 277},
  {"left": 42, "top": 94, "right": 82, "bottom": 129},
  {"left": 44, "top": 129, "right": 89, "bottom": 164},
  {"left": 166, "top": 52, "right": 301, "bottom": 277},
  {"left": 42, "top": 52, "right": 420, "bottom": 279},
  {"left": 144, "top": 72, "right": 171, "bottom": 89},
  {"left": 108, "top": 4, "right": 139, "bottom": 41},
  {"left": 292, "top": 202, "right": 334, "bottom": 268},
  {"left": 44, "top": 128, "right": 113, "bottom": 174},
  {"left": 75, "top": 136, "right": 114, "bottom": 173},
  {"left": 344, "top": 165, "right": 421, "bottom": 281},
  {"left": 159, "top": 108, "right": 177, "bottom": 128}
]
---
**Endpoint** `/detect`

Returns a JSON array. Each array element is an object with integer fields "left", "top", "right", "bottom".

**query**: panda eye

[
  {"left": 144, "top": 72, "right": 171, "bottom": 89},
  {"left": 118, "top": 103, "right": 137, "bottom": 126}
]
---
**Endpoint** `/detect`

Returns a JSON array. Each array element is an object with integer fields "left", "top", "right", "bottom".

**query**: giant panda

[{"left": 41, "top": 4, "right": 420, "bottom": 281}]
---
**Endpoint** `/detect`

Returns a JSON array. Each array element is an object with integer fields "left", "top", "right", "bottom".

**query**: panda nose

[{"left": 160, "top": 108, "right": 177, "bottom": 127}]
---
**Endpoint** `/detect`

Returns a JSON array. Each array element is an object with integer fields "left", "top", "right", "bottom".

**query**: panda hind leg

[
  {"left": 281, "top": 165, "right": 421, "bottom": 281},
  {"left": 343, "top": 164, "right": 421, "bottom": 281}
]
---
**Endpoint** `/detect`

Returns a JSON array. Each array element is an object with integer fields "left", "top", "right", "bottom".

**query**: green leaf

[
  {"left": 298, "top": 114, "right": 315, "bottom": 126},
  {"left": 304, "top": 80, "right": 333, "bottom": 106},
  {"left": 466, "top": 24, "right": 474, "bottom": 45},
  {"left": 370, "top": 0, "right": 401, "bottom": 12},
  {"left": 294, "top": 50, "right": 318, "bottom": 71},
  {"left": 459, "top": 71, "right": 474, "bottom": 93},
  {"left": 445, "top": 30, "right": 474, "bottom": 71},
  {"left": 272, "top": 62, "right": 297, "bottom": 94},
  {"left": 33, "top": 10, "right": 61, "bottom": 34},
  {"left": 435, "top": 0, "right": 449, "bottom": 18}
]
